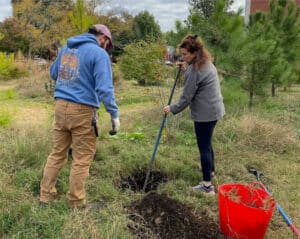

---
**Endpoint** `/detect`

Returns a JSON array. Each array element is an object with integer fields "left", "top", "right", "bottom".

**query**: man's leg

[
  {"left": 40, "top": 101, "right": 71, "bottom": 203},
  {"left": 67, "top": 104, "right": 97, "bottom": 208}
]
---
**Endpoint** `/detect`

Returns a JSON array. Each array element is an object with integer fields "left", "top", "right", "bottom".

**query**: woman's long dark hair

[{"left": 179, "top": 34, "right": 212, "bottom": 70}]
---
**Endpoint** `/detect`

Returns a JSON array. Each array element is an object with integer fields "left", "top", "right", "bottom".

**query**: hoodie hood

[{"left": 67, "top": 33, "right": 99, "bottom": 48}]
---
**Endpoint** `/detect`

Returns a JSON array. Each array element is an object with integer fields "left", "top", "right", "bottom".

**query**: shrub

[
  {"left": 112, "top": 63, "right": 123, "bottom": 86},
  {"left": 221, "top": 76, "right": 248, "bottom": 108},
  {"left": 0, "top": 52, "right": 28, "bottom": 80},
  {"left": 119, "top": 40, "right": 165, "bottom": 86},
  {"left": 18, "top": 70, "right": 52, "bottom": 98}
]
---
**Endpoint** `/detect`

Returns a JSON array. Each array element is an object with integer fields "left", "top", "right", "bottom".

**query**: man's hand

[{"left": 110, "top": 117, "right": 120, "bottom": 135}]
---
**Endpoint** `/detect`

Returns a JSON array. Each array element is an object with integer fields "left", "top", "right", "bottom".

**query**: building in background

[{"left": 244, "top": 0, "right": 300, "bottom": 24}]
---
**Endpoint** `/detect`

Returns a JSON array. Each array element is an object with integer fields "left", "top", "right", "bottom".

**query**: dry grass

[
  {"left": 16, "top": 68, "right": 52, "bottom": 99},
  {"left": 236, "top": 114, "right": 299, "bottom": 153},
  {"left": 14, "top": 106, "right": 50, "bottom": 129},
  {"left": 61, "top": 210, "right": 102, "bottom": 239}
]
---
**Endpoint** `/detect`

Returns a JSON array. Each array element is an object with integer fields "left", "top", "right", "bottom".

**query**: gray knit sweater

[{"left": 170, "top": 62, "right": 225, "bottom": 122}]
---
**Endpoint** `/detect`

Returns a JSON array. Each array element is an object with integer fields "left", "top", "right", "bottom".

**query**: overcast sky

[{"left": 0, "top": 0, "right": 245, "bottom": 32}]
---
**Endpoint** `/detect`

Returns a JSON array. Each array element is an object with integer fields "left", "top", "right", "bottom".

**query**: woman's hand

[
  {"left": 164, "top": 105, "right": 171, "bottom": 114},
  {"left": 176, "top": 60, "right": 187, "bottom": 70}
]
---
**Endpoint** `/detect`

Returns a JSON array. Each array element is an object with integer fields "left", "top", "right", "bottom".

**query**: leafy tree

[
  {"left": 96, "top": 11, "right": 137, "bottom": 56},
  {"left": 85, "top": 0, "right": 104, "bottom": 12},
  {"left": 0, "top": 18, "right": 29, "bottom": 54},
  {"left": 165, "top": 20, "right": 190, "bottom": 51},
  {"left": 133, "top": 11, "right": 162, "bottom": 41},
  {"left": 119, "top": 40, "right": 165, "bottom": 85},
  {"left": 188, "top": 0, "right": 233, "bottom": 19},
  {"left": 188, "top": 0, "right": 217, "bottom": 19},
  {"left": 9, "top": 0, "right": 74, "bottom": 57}
]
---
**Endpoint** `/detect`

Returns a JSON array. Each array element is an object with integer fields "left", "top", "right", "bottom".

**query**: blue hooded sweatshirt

[{"left": 50, "top": 33, "right": 118, "bottom": 119}]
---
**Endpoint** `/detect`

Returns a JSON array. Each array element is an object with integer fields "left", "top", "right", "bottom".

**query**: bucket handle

[
  {"left": 249, "top": 181, "right": 276, "bottom": 210},
  {"left": 249, "top": 181, "right": 269, "bottom": 192}
]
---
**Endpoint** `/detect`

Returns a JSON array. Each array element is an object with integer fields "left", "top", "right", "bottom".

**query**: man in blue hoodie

[{"left": 40, "top": 24, "right": 119, "bottom": 208}]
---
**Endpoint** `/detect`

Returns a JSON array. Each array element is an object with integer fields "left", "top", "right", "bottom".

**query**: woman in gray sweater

[{"left": 164, "top": 34, "right": 225, "bottom": 195}]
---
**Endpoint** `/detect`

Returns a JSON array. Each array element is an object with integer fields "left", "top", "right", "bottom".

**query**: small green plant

[
  {"left": 0, "top": 111, "right": 12, "bottom": 128},
  {"left": 0, "top": 89, "right": 16, "bottom": 100},
  {"left": 0, "top": 52, "right": 14, "bottom": 80},
  {"left": 5, "top": 89, "right": 15, "bottom": 99}
]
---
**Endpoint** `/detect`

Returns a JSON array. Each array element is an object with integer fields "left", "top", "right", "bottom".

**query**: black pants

[{"left": 194, "top": 121, "right": 217, "bottom": 182}]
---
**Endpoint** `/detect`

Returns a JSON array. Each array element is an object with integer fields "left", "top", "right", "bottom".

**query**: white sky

[
  {"left": 0, "top": 0, "right": 245, "bottom": 32},
  {"left": 0, "top": 0, "right": 13, "bottom": 21}
]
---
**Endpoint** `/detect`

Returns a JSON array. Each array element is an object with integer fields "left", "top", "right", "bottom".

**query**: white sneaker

[{"left": 192, "top": 182, "right": 215, "bottom": 196}]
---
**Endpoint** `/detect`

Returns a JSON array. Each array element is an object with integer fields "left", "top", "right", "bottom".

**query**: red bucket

[{"left": 218, "top": 183, "right": 276, "bottom": 239}]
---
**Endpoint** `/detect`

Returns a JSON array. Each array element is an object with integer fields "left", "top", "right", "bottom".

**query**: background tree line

[
  {"left": 0, "top": 0, "right": 299, "bottom": 107},
  {"left": 165, "top": 0, "right": 300, "bottom": 106},
  {"left": 0, "top": 0, "right": 162, "bottom": 58}
]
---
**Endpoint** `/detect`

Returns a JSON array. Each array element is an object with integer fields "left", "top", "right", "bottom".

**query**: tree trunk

[
  {"left": 248, "top": 65, "right": 255, "bottom": 108},
  {"left": 249, "top": 89, "right": 253, "bottom": 108},
  {"left": 271, "top": 82, "right": 276, "bottom": 97}
]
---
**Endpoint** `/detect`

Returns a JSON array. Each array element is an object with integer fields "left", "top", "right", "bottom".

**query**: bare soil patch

[
  {"left": 0, "top": 79, "right": 19, "bottom": 91},
  {"left": 127, "top": 192, "right": 223, "bottom": 239}
]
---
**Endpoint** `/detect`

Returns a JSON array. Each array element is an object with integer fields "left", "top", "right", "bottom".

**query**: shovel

[{"left": 142, "top": 66, "right": 182, "bottom": 192}]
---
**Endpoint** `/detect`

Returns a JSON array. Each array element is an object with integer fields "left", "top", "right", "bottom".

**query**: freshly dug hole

[
  {"left": 127, "top": 192, "right": 223, "bottom": 239},
  {"left": 119, "top": 170, "right": 168, "bottom": 193}
]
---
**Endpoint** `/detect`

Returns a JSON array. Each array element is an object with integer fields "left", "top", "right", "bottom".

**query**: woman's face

[{"left": 180, "top": 48, "right": 196, "bottom": 64}]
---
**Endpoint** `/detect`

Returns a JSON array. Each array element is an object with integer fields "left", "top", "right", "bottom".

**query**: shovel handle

[{"left": 142, "top": 67, "right": 182, "bottom": 192}]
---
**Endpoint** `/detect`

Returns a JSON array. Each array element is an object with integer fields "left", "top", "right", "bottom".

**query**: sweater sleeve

[
  {"left": 50, "top": 46, "right": 65, "bottom": 81},
  {"left": 170, "top": 67, "right": 199, "bottom": 114},
  {"left": 94, "top": 52, "right": 119, "bottom": 119}
]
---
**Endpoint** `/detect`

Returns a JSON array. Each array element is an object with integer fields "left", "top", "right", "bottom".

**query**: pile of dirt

[
  {"left": 120, "top": 171, "right": 168, "bottom": 193},
  {"left": 127, "top": 192, "right": 223, "bottom": 239}
]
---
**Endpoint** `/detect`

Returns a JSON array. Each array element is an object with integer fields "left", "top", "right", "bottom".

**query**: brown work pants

[{"left": 40, "top": 99, "right": 97, "bottom": 208}]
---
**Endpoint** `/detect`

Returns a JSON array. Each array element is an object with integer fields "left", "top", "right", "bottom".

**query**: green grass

[
  {"left": 221, "top": 76, "right": 248, "bottom": 110},
  {"left": 0, "top": 89, "right": 16, "bottom": 100},
  {"left": 0, "top": 78, "right": 299, "bottom": 239},
  {"left": 0, "top": 110, "right": 12, "bottom": 128}
]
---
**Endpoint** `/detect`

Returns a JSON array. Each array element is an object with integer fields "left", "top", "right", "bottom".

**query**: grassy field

[{"left": 0, "top": 68, "right": 299, "bottom": 239}]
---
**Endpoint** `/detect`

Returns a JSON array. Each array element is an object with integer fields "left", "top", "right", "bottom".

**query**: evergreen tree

[
  {"left": 267, "top": 0, "right": 300, "bottom": 93},
  {"left": 242, "top": 16, "right": 277, "bottom": 107},
  {"left": 250, "top": 0, "right": 300, "bottom": 96},
  {"left": 186, "top": 0, "right": 244, "bottom": 72},
  {"left": 69, "top": 0, "right": 94, "bottom": 34}
]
